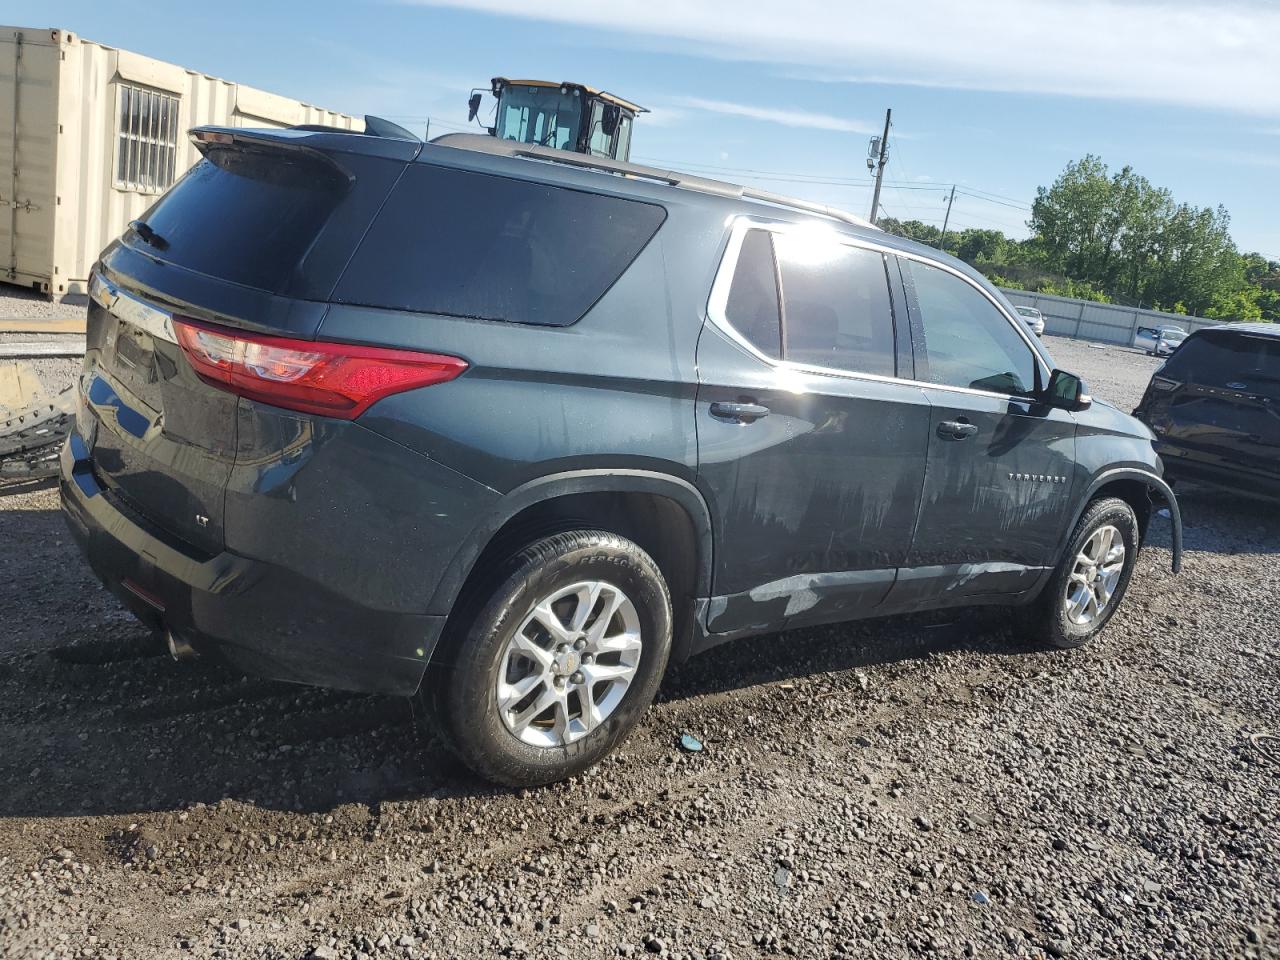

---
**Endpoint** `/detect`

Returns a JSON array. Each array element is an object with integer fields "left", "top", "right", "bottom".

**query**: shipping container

[{"left": 0, "top": 26, "right": 362, "bottom": 298}]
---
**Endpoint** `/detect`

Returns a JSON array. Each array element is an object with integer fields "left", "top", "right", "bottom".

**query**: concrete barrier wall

[{"left": 998, "top": 288, "right": 1221, "bottom": 346}]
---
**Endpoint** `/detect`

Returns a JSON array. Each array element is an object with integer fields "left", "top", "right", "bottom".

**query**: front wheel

[
  {"left": 1022, "top": 496, "right": 1139, "bottom": 649},
  {"left": 424, "top": 530, "right": 672, "bottom": 787}
]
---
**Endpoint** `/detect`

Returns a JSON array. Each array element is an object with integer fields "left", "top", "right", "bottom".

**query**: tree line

[{"left": 879, "top": 155, "right": 1279, "bottom": 323}]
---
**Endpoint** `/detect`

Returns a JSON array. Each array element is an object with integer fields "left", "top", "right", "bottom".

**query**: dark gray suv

[{"left": 60, "top": 124, "right": 1182, "bottom": 786}]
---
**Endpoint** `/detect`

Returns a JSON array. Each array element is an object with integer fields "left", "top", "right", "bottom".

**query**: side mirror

[
  {"left": 467, "top": 92, "right": 483, "bottom": 123},
  {"left": 601, "top": 104, "right": 620, "bottom": 136},
  {"left": 1046, "top": 369, "right": 1092, "bottom": 412}
]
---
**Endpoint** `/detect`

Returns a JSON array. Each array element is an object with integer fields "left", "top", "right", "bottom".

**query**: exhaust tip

[{"left": 165, "top": 629, "right": 197, "bottom": 661}]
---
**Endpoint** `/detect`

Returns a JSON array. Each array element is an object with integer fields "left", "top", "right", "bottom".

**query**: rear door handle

[
  {"left": 937, "top": 419, "right": 978, "bottom": 440},
  {"left": 709, "top": 401, "right": 770, "bottom": 423}
]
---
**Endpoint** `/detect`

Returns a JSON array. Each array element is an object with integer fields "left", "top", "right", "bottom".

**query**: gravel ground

[
  {"left": 1, "top": 336, "right": 1276, "bottom": 960},
  {"left": 0, "top": 285, "right": 86, "bottom": 324},
  {"left": 0, "top": 286, "right": 85, "bottom": 404}
]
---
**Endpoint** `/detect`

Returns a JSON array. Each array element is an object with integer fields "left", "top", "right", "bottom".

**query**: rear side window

[
  {"left": 724, "top": 229, "right": 782, "bottom": 358},
  {"left": 138, "top": 151, "right": 347, "bottom": 293},
  {"left": 774, "top": 233, "right": 896, "bottom": 377},
  {"left": 1163, "top": 332, "right": 1280, "bottom": 390},
  {"left": 334, "top": 164, "right": 666, "bottom": 326}
]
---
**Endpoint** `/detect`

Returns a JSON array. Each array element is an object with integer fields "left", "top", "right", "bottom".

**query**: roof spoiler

[
  {"left": 362, "top": 115, "right": 420, "bottom": 141},
  {"left": 190, "top": 121, "right": 423, "bottom": 167}
]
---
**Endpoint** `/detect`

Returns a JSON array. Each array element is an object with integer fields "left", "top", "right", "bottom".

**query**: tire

[
  {"left": 423, "top": 530, "right": 672, "bottom": 787},
  {"left": 1023, "top": 497, "right": 1139, "bottom": 649}
]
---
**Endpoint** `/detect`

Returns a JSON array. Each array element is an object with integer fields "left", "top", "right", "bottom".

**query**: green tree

[
  {"left": 951, "top": 228, "right": 1007, "bottom": 264},
  {"left": 882, "top": 174, "right": 1273, "bottom": 323},
  {"left": 1030, "top": 155, "right": 1255, "bottom": 318},
  {"left": 877, "top": 217, "right": 941, "bottom": 246}
]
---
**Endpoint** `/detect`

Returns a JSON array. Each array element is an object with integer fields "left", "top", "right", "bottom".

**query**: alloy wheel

[
  {"left": 1065, "top": 524, "right": 1126, "bottom": 626},
  {"left": 496, "top": 580, "right": 643, "bottom": 747}
]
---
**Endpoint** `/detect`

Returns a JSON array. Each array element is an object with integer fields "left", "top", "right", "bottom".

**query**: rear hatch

[
  {"left": 83, "top": 128, "right": 418, "bottom": 553},
  {"left": 1144, "top": 329, "right": 1280, "bottom": 477}
]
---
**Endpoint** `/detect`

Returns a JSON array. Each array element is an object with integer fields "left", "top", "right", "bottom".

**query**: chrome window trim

[{"left": 705, "top": 216, "right": 1053, "bottom": 403}]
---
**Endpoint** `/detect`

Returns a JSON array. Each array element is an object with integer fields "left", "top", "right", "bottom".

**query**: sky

[{"left": 14, "top": 0, "right": 1279, "bottom": 258}]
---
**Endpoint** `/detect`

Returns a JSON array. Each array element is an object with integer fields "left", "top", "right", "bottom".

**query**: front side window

[
  {"left": 774, "top": 233, "right": 896, "bottom": 377},
  {"left": 116, "top": 84, "right": 180, "bottom": 192},
  {"left": 906, "top": 261, "right": 1038, "bottom": 395}
]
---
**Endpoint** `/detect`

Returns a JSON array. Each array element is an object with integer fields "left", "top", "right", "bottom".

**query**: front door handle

[
  {"left": 937, "top": 419, "right": 978, "bottom": 440},
  {"left": 710, "top": 401, "right": 770, "bottom": 423}
]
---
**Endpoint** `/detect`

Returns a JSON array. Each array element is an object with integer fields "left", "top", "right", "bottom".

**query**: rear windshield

[
  {"left": 1163, "top": 331, "right": 1280, "bottom": 389},
  {"left": 134, "top": 149, "right": 346, "bottom": 293},
  {"left": 332, "top": 163, "right": 667, "bottom": 326}
]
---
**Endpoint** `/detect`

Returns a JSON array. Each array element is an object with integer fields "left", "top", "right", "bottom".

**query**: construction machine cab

[{"left": 467, "top": 78, "right": 645, "bottom": 162}]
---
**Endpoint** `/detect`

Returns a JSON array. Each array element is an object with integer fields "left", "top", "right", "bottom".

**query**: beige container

[{"left": 0, "top": 26, "right": 361, "bottom": 298}]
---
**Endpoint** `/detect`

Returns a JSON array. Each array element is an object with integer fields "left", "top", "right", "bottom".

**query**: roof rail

[{"left": 429, "top": 133, "right": 878, "bottom": 231}]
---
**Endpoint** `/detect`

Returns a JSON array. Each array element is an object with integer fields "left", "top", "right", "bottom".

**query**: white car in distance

[{"left": 1014, "top": 305, "right": 1046, "bottom": 336}]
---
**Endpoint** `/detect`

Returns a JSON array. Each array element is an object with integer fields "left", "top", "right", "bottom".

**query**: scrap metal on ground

[{"left": 0, "top": 340, "right": 80, "bottom": 483}]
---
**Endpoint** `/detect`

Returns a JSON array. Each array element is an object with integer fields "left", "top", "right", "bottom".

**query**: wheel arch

[
  {"left": 1070, "top": 468, "right": 1183, "bottom": 573},
  {"left": 428, "top": 470, "right": 715, "bottom": 663}
]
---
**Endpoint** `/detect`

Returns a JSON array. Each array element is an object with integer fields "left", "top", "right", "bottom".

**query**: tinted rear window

[
  {"left": 1164, "top": 332, "right": 1280, "bottom": 390},
  {"left": 333, "top": 163, "right": 666, "bottom": 326},
  {"left": 774, "top": 234, "right": 896, "bottom": 377},
  {"left": 136, "top": 150, "right": 346, "bottom": 293}
]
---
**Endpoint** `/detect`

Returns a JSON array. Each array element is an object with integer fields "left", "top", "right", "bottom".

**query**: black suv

[
  {"left": 61, "top": 125, "right": 1182, "bottom": 786},
  {"left": 1134, "top": 323, "right": 1280, "bottom": 499}
]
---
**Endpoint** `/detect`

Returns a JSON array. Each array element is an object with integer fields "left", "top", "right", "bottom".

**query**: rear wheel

[
  {"left": 1022, "top": 496, "right": 1139, "bottom": 649},
  {"left": 424, "top": 530, "right": 672, "bottom": 786}
]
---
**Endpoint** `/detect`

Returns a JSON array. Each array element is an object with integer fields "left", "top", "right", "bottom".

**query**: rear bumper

[{"left": 60, "top": 432, "right": 444, "bottom": 695}]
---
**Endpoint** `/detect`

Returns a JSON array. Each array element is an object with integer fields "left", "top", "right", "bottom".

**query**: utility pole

[
  {"left": 867, "top": 108, "right": 891, "bottom": 226},
  {"left": 938, "top": 184, "right": 957, "bottom": 249}
]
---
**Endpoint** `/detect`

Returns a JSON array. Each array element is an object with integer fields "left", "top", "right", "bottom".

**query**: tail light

[{"left": 173, "top": 318, "right": 467, "bottom": 419}]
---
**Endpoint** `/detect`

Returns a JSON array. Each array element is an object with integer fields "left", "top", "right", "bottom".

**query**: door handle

[
  {"left": 937, "top": 419, "right": 978, "bottom": 440},
  {"left": 709, "top": 401, "right": 770, "bottom": 423}
]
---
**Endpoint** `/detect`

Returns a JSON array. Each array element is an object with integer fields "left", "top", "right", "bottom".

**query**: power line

[
  {"left": 381, "top": 114, "right": 474, "bottom": 133},
  {"left": 885, "top": 144, "right": 936, "bottom": 225},
  {"left": 948, "top": 184, "right": 1034, "bottom": 208},
  {"left": 634, "top": 154, "right": 1034, "bottom": 211},
  {"left": 954, "top": 190, "right": 1031, "bottom": 212}
]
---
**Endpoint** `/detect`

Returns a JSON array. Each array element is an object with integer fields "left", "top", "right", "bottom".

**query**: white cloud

[
  {"left": 672, "top": 96, "right": 881, "bottom": 134},
  {"left": 641, "top": 105, "right": 690, "bottom": 128},
  {"left": 400, "top": 0, "right": 1280, "bottom": 116}
]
